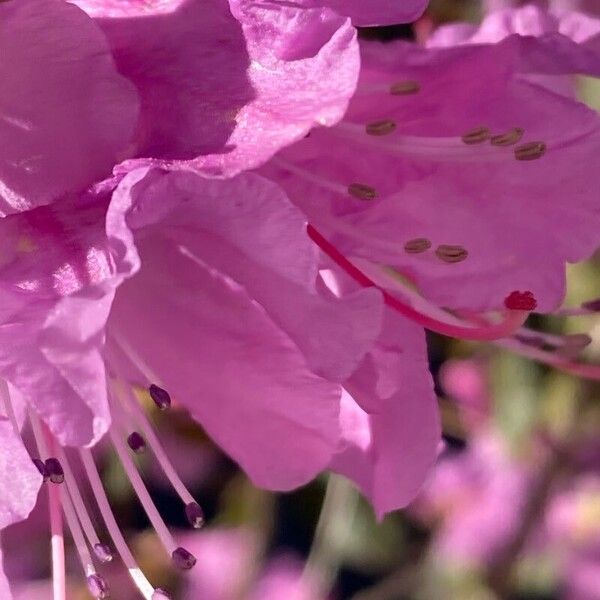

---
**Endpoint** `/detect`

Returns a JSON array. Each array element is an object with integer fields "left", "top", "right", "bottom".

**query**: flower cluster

[{"left": 0, "top": 0, "right": 599, "bottom": 598}]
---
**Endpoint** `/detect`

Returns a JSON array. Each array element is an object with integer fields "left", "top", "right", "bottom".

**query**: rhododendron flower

[
  {"left": 0, "top": 0, "right": 138, "bottom": 216},
  {"left": 262, "top": 30, "right": 600, "bottom": 316},
  {"left": 0, "top": 164, "right": 443, "bottom": 598}
]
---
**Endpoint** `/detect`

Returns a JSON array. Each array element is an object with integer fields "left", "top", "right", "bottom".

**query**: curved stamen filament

[
  {"left": 111, "top": 379, "right": 204, "bottom": 527},
  {"left": 273, "top": 158, "right": 349, "bottom": 196},
  {"left": 28, "top": 413, "right": 66, "bottom": 600},
  {"left": 109, "top": 419, "right": 178, "bottom": 556},
  {"left": 56, "top": 447, "right": 112, "bottom": 563},
  {"left": 307, "top": 225, "right": 529, "bottom": 341},
  {"left": 79, "top": 449, "right": 156, "bottom": 600}
]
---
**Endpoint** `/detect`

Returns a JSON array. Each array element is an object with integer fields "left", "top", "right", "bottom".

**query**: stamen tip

[
  {"left": 185, "top": 502, "right": 205, "bottom": 529},
  {"left": 93, "top": 543, "right": 114, "bottom": 563},
  {"left": 172, "top": 546, "right": 197, "bottom": 570},
  {"left": 87, "top": 573, "right": 110, "bottom": 599},
  {"left": 504, "top": 290, "right": 537, "bottom": 311},
  {"left": 149, "top": 384, "right": 171, "bottom": 410},
  {"left": 44, "top": 457, "right": 64, "bottom": 484},
  {"left": 127, "top": 431, "right": 147, "bottom": 454}
]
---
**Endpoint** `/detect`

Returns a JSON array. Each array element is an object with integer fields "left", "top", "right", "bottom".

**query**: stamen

[
  {"left": 514, "top": 141, "right": 546, "bottom": 161},
  {"left": 148, "top": 384, "right": 171, "bottom": 411},
  {"left": 171, "top": 547, "right": 197, "bottom": 570},
  {"left": 307, "top": 224, "right": 531, "bottom": 341},
  {"left": 348, "top": 183, "right": 377, "bottom": 201},
  {"left": 108, "top": 420, "right": 197, "bottom": 570},
  {"left": 491, "top": 128, "right": 524, "bottom": 146},
  {"left": 87, "top": 574, "right": 110, "bottom": 599},
  {"left": 461, "top": 126, "right": 490, "bottom": 145},
  {"left": 365, "top": 119, "right": 397, "bottom": 136},
  {"left": 404, "top": 238, "right": 432, "bottom": 254},
  {"left": 56, "top": 447, "right": 114, "bottom": 564},
  {"left": 79, "top": 448, "right": 158, "bottom": 600},
  {"left": 435, "top": 244, "right": 468, "bottom": 263},
  {"left": 112, "top": 378, "right": 205, "bottom": 529},
  {"left": 335, "top": 122, "right": 509, "bottom": 161},
  {"left": 389, "top": 80, "right": 420, "bottom": 95},
  {"left": 127, "top": 431, "right": 147, "bottom": 454},
  {"left": 45, "top": 458, "right": 65, "bottom": 484},
  {"left": 272, "top": 158, "right": 349, "bottom": 197}
]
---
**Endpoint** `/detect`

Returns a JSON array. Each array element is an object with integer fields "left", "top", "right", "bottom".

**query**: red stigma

[{"left": 504, "top": 290, "right": 537, "bottom": 311}]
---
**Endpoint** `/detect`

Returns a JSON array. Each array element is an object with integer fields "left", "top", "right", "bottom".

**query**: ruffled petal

[
  {"left": 0, "top": 417, "right": 42, "bottom": 530},
  {"left": 0, "top": 184, "right": 139, "bottom": 446},
  {"left": 0, "top": 0, "right": 138, "bottom": 215},
  {"left": 74, "top": 0, "right": 359, "bottom": 174},
  {"left": 330, "top": 313, "right": 440, "bottom": 518}
]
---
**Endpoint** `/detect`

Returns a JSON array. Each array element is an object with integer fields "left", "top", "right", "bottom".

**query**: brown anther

[
  {"left": 514, "top": 141, "right": 546, "bottom": 161},
  {"left": 348, "top": 183, "right": 377, "bottom": 200},
  {"left": 390, "top": 80, "right": 420, "bottom": 95},
  {"left": 461, "top": 126, "right": 490, "bottom": 145},
  {"left": 404, "top": 238, "right": 432, "bottom": 254},
  {"left": 366, "top": 119, "right": 396, "bottom": 136},
  {"left": 490, "top": 127, "right": 524, "bottom": 146},
  {"left": 435, "top": 245, "right": 468, "bottom": 263}
]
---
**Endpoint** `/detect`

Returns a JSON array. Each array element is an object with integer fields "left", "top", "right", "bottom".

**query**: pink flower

[
  {"left": 262, "top": 32, "right": 600, "bottom": 315},
  {"left": 1, "top": 164, "right": 436, "bottom": 598},
  {"left": 0, "top": 0, "right": 139, "bottom": 216}
]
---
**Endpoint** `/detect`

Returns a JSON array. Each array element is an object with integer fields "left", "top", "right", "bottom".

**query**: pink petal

[
  {"left": 109, "top": 233, "right": 342, "bottom": 490},
  {"left": 121, "top": 168, "right": 383, "bottom": 381},
  {"left": 74, "top": 0, "right": 359, "bottom": 174},
  {"left": 0, "top": 419, "right": 42, "bottom": 530},
  {"left": 0, "top": 0, "right": 138, "bottom": 215},
  {"left": 0, "top": 186, "right": 139, "bottom": 446},
  {"left": 330, "top": 313, "right": 440, "bottom": 517}
]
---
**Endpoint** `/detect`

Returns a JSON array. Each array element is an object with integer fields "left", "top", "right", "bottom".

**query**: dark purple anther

[
  {"left": 32, "top": 457, "right": 49, "bottom": 482},
  {"left": 152, "top": 589, "right": 172, "bottom": 600},
  {"left": 44, "top": 457, "right": 64, "bottom": 484},
  {"left": 127, "top": 431, "right": 147, "bottom": 454},
  {"left": 93, "top": 543, "right": 113, "bottom": 563},
  {"left": 87, "top": 573, "right": 110, "bottom": 599},
  {"left": 171, "top": 546, "right": 197, "bottom": 570},
  {"left": 149, "top": 384, "right": 171, "bottom": 410},
  {"left": 185, "top": 502, "right": 205, "bottom": 529}
]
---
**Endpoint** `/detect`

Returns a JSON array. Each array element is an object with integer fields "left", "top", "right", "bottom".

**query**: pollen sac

[
  {"left": 172, "top": 546, "right": 197, "bottom": 570},
  {"left": 152, "top": 589, "right": 173, "bottom": 600},
  {"left": 435, "top": 245, "right": 468, "bottom": 263},
  {"left": 93, "top": 543, "right": 114, "bottom": 563},
  {"left": 348, "top": 183, "right": 377, "bottom": 200},
  {"left": 44, "top": 457, "right": 64, "bottom": 484},
  {"left": 404, "top": 238, "right": 432, "bottom": 254},
  {"left": 87, "top": 574, "right": 110, "bottom": 599},
  {"left": 514, "top": 141, "right": 546, "bottom": 161},
  {"left": 185, "top": 501, "right": 205, "bottom": 529},
  {"left": 149, "top": 384, "right": 171, "bottom": 410},
  {"left": 366, "top": 119, "right": 397, "bottom": 136},
  {"left": 389, "top": 80, "right": 420, "bottom": 95},
  {"left": 490, "top": 127, "right": 524, "bottom": 146},
  {"left": 504, "top": 290, "right": 537, "bottom": 311},
  {"left": 461, "top": 126, "right": 490, "bottom": 145},
  {"left": 127, "top": 431, "right": 147, "bottom": 454},
  {"left": 32, "top": 457, "right": 49, "bottom": 482}
]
